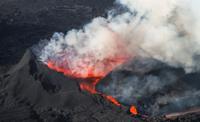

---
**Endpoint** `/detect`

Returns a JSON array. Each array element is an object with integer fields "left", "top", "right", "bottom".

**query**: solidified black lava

[{"left": 0, "top": 49, "right": 137, "bottom": 122}]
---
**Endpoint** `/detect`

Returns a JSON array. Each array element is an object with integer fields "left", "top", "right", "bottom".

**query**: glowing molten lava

[
  {"left": 46, "top": 55, "right": 137, "bottom": 115},
  {"left": 104, "top": 95, "right": 121, "bottom": 106},
  {"left": 130, "top": 105, "right": 138, "bottom": 115},
  {"left": 47, "top": 56, "right": 127, "bottom": 94}
]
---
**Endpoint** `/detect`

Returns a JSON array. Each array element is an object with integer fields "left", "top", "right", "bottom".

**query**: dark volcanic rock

[{"left": 0, "top": 49, "right": 138, "bottom": 122}]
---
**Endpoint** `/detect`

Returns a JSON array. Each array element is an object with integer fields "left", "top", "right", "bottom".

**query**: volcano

[
  {"left": 1, "top": 0, "right": 200, "bottom": 121},
  {"left": 0, "top": 49, "right": 138, "bottom": 122},
  {"left": 0, "top": 49, "right": 200, "bottom": 122}
]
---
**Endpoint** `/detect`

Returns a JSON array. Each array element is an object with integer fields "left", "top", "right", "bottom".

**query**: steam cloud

[
  {"left": 34, "top": 0, "right": 200, "bottom": 116},
  {"left": 36, "top": 0, "right": 200, "bottom": 73}
]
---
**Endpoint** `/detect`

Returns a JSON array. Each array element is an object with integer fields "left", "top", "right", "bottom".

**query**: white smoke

[
  {"left": 116, "top": 0, "right": 200, "bottom": 72},
  {"left": 37, "top": 0, "right": 200, "bottom": 73}
]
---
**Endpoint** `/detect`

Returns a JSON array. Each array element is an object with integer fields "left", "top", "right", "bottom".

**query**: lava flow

[{"left": 46, "top": 56, "right": 137, "bottom": 115}]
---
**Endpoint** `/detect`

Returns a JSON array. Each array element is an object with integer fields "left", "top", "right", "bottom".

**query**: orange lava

[
  {"left": 46, "top": 56, "right": 137, "bottom": 115},
  {"left": 47, "top": 56, "right": 127, "bottom": 93},
  {"left": 104, "top": 95, "right": 121, "bottom": 106},
  {"left": 79, "top": 82, "right": 97, "bottom": 94},
  {"left": 130, "top": 105, "right": 138, "bottom": 115}
]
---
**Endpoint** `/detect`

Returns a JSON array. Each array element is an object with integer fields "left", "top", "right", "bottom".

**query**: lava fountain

[
  {"left": 46, "top": 51, "right": 137, "bottom": 115},
  {"left": 39, "top": 33, "right": 137, "bottom": 115}
]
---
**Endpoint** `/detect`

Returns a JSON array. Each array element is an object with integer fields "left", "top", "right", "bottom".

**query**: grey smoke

[
  {"left": 97, "top": 57, "right": 200, "bottom": 115},
  {"left": 98, "top": 57, "right": 181, "bottom": 103}
]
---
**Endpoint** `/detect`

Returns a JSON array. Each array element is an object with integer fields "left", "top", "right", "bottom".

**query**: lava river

[{"left": 46, "top": 56, "right": 137, "bottom": 115}]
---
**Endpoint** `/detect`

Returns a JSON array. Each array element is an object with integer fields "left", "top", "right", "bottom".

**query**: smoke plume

[
  {"left": 35, "top": 0, "right": 200, "bottom": 73},
  {"left": 33, "top": 0, "right": 200, "bottom": 116}
]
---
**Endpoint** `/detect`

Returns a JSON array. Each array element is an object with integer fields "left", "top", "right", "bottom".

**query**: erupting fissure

[
  {"left": 46, "top": 56, "right": 138, "bottom": 115},
  {"left": 35, "top": 0, "right": 200, "bottom": 117}
]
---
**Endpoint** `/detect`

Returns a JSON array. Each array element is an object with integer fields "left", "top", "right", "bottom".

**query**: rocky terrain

[
  {"left": 0, "top": 0, "right": 200, "bottom": 121},
  {"left": 0, "top": 49, "right": 139, "bottom": 122}
]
